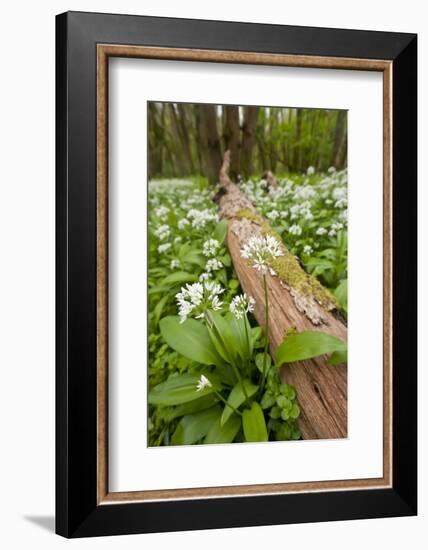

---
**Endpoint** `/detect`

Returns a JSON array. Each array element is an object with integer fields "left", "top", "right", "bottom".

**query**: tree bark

[
  {"left": 217, "top": 152, "right": 347, "bottom": 440},
  {"left": 223, "top": 105, "right": 241, "bottom": 179},
  {"left": 332, "top": 110, "right": 347, "bottom": 169},
  {"left": 197, "top": 104, "right": 223, "bottom": 185},
  {"left": 241, "top": 106, "right": 259, "bottom": 178}
]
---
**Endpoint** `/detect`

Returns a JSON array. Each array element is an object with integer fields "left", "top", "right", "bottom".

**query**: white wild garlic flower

[
  {"left": 229, "top": 294, "right": 256, "bottom": 320},
  {"left": 289, "top": 224, "right": 302, "bottom": 236},
  {"left": 158, "top": 243, "right": 172, "bottom": 254},
  {"left": 240, "top": 235, "right": 283, "bottom": 276},
  {"left": 202, "top": 239, "right": 221, "bottom": 257},
  {"left": 205, "top": 258, "right": 223, "bottom": 273},
  {"left": 303, "top": 245, "right": 313, "bottom": 255},
  {"left": 176, "top": 281, "right": 224, "bottom": 323},
  {"left": 153, "top": 224, "right": 170, "bottom": 241},
  {"left": 196, "top": 374, "right": 212, "bottom": 392},
  {"left": 177, "top": 218, "right": 190, "bottom": 230}
]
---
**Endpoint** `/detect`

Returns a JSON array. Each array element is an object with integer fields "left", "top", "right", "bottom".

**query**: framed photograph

[{"left": 56, "top": 11, "right": 417, "bottom": 537}]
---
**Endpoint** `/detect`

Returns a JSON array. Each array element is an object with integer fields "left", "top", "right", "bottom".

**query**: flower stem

[
  {"left": 243, "top": 314, "right": 251, "bottom": 373},
  {"left": 214, "top": 391, "right": 243, "bottom": 416},
  {"left": 259, "top": 274, "right": 270, "bottom": 393}
]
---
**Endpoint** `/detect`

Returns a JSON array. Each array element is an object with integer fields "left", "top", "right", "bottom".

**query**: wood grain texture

[{"left": 218, "top": 152, "right": 347, "bottom": 440}]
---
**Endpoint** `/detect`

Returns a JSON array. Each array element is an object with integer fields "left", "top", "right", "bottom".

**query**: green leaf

[
  {"left": 160, "top": 316, "right": 224, "bottom": 367},
  {"left": 226, "top": 312, "right": 251, "bottom": 361},
  {"left": 154, "top": 294, "right": 169, "bottom": 323},
  {"left": 204, "top": 414, "right": 241, "bottom": 444},
  {"left": 260, "top": 391, "right": 276, "bottom": 409},
  {"left": 213, "top": 219, "right": 228, "bottom": 244},
  {"left": 276, "top": 330, "right": 347, "bottom": 365},
  {"left": 219, "top": 253, "right": 232, "bottom": 267},
  {"left": 221, "top": 380, "right": 259, "bottom": 426},
  {"left": 242, "top": 402, "right": 268, "bottom": 442},
  {"left": 171, "top": 394, "right": 219, "bottom": 419},
  {"left": 183, "top": 251, "right": 207, "bottom": 269},
  {"left": 161, "top": 271, "right": 198, "bottom": 286},
  {"left": 171, "top": 406, "right": 221, "bottom": 445},
  {"left": 148, "top": 373, "right": 220, "bottom": 406},
  {"left": 334, "top": 279, "right": 348, "bottom": 313},
  {"left": 327, "top": 349, "right": 348, "bottom": 365},
  {"left": 206, "top": 310, "right": 238, "bottom": 365},
  {"left": 255, "top": 352, "right": 271, "bottom": 374}
]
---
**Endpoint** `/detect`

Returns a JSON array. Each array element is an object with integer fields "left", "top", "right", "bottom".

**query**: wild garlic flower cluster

[
  {"left": 187, "top": 208, "right": 219, "bottom": 230},
  {"left": 196, "top": 374, "right": 212, "bottom": 392},
  {"left": 153, "top": 224, "right": 170, "bottom": 241},
  {"left": 202, "top": 239, "right": 221, "bottom": 257},
  {"left": 241, "top": 235, "right": 284, "bottom": 276},
  {"left": 289, "top": 224, "right": 302, "bottom": 236},
  {"left": 205, "top": 258, "right": 223, "bottom": 273},
  {"left": 229, "top": 293, "right": 256, "bottom": 320},
  {"left": 158, "top": 243, "right": 172, "bottom": 254},
  {"left": 154, "top": 205, "right": 170, "bottom": 221},
  {"left": 176, "top": 281, "right": 224, "bottom": 323}
]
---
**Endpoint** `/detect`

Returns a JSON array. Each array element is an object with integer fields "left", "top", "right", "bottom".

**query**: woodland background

[{"left": 148, "top": 103, "right": 348, "bottom": 181}]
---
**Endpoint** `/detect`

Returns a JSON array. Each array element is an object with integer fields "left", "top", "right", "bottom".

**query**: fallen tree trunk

[{"left": 217, "top": 151, "right": 347, "bottom": 440}]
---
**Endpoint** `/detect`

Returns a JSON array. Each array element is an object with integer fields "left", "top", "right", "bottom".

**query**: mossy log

[{"left": 217, "top": 151, "right": 347, "bottom": 440}]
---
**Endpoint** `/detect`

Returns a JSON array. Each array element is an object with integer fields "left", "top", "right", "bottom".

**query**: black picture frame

[{"left": 56, "top": 11, "right": 417, "bottom": 538}]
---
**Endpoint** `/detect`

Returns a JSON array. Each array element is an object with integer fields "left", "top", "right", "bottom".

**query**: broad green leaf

[
  {"left": 276, "top": 330, "right": 347, "bottom": 365},
  {"left": 242, "top": 402, "right": 268, "bottom": 442},
  {"left": 226, "top": 312, "right": 251, "bottom": 361},
  {"left": 260, "top": 391, "right": 276, "bottom": 409},
  {"left": 149, "top": 373, "right": 220, "bottom": 406},
  {"left": 334, "top": 279, "right": 348, "bottom": 313},
  {"left": 255, "top": 352, "right": 271, "bottom": 374},
  {"left": 204, "top": 414, "right": 241, "bottom": 444},
  {"left": 154, "top": 294, "right": 169, "bottom": 323},
  {"left": 183, "top": 251, "right": 207, "bottom": 269},
  {"left": 171, "top": 406, "right": 221, "bottom": 445},
  {"left": 327, "top": 349, "right": 348, "bottom": 365},
  {"left": 171, "top": 393, "right": 219, "bottom": 419},
  {"left": 221, "top": 380, "right": 259, "bottom": 426},
  {"left": 213, "top": 219, "right": 228, "bottom": 244},
  {"left": 219, "top": 253, "right": 232, "bottom": 267},
  {"left": 160, "top": 316, "right": 224, "bottom": 367},
  {"left": 161, "top": 271, "right": 198, "bottom": 285},
  {"left": 206, "top": 310, "right": 238, "bottom": 365}
]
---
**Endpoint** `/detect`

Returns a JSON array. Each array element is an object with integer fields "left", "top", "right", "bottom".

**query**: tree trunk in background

[
  {"left": 168, "top": 104, "right": 187, "bottom": 176},
  {"left": 223, "top": 106, "right": 241, "bottom": 179},
  {"left": 176, "top": 104, "right": 195, "bottom": 175},
  {"left": 198, "top": 104, "right": 223, "bottom": 184},
  {"left": 294, "top": 109, "right": 303, "bottom": 172},
  {"left": 241, "top": 106, "right": 259, "bottom": 178},
  {"left": 332, "top": 110, "right": 347, "bottom": 169}
]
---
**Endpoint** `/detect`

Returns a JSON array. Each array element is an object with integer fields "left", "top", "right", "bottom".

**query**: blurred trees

[{"left": 148, "top": 102, "right": 347, "bottom": 182}]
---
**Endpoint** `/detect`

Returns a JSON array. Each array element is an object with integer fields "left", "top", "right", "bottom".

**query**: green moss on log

[{"left": 237, "top": 208, "right": 338, "bottom": 311}]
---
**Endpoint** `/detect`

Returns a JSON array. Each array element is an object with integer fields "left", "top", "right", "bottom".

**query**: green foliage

[
  {"left": 205, "top": 415, "right": 242, "bottom": 444},
  {"left": 148, "top": 175, "right": 346, "bottom": 447},
  {"left": 242, "top": 403, "right": 268, "bottom": 442},
  {"left": 149, "top": 373, "right": 221, "bottom": 406},
  {"left": 221, "top": 380, "right": 259, "bottom": 427},
  {"left": 276, "top": 331, "right": 347, "bottom": 366},
  {"left": 160, "top": 316, "right": 224, "bottom": 367},
  {"left": 171, "top": 406, "right": 222, "bottom": 445}
]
